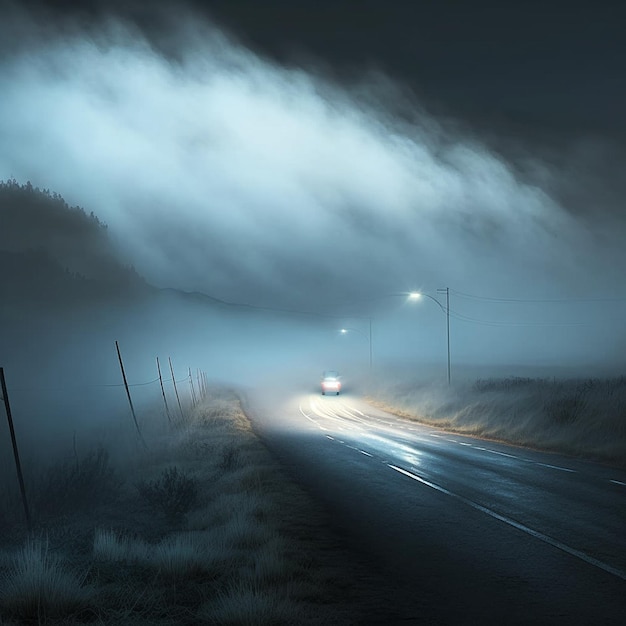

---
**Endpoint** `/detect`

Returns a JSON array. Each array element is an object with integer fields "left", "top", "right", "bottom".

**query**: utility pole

[{"left": 369, "top": 317, "right": 373, "bottom": 373}]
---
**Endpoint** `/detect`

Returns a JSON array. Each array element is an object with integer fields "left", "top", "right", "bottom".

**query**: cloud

[{"left": 0, "top": 5, "right": 625, "bottom": 367}]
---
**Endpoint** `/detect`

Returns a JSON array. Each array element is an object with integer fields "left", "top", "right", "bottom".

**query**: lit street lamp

[{"left": 409, "top": 288, "right": 451, "bottom": 384}]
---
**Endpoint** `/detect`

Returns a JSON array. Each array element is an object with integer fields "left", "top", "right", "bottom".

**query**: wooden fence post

[
  {"left": 115, "top": 341, "right": 146, "bottom": 447},
  {"left": 156, "top": 357, "right": 172, "bottom": 423},
  {"left": 189, "top": 367, "right": 197, "bottom": 407},
  {"left": 197, "top": 369, "right": 203, "bottom": 402},
  {"left": 0, "top": 367, "right": 31, "bottom": 529},
  {"left": 169, "top": 357, "right": 184, "bottom": 420}
]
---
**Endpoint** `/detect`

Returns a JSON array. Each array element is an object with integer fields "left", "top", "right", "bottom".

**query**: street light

[
  {"left": 408, "top": 289, "right": 451, "bottom": 384},
  {"left": 339, "top": 321, "right": 373, "bottom": 373}
]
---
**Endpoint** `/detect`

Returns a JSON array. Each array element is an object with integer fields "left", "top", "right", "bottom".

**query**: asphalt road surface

[{"left": 243, "top": 385, "right": 626, "bottom": 625}]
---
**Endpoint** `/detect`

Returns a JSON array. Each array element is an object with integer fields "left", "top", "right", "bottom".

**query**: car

[{"left": 321, "top": 370, "right": 341, "bottom": 395}]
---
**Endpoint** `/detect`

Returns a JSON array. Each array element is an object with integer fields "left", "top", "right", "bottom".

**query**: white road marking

[
  {"left": 388, "top": 464, "right": 626, "bottom": 582},
  {"left": 610, "top": 479, "right": 626, "bottom": 486},
  {"left": 484, "top": 449, "right": 518, "bottom": 459},
  {"left": 360, "top": 450, "right": 373, "bottom": 457},
  {"left": 535, "top": 463, "right": 576, "bottom": 473},
  {"left": 299, "top": 404, "right": 319, "bottom": 425}
]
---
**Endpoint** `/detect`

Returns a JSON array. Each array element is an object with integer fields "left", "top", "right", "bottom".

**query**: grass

[
  {"left": 199, "top": 582, "right": 304, "bottom": 625},
  {"left": 0, "top": 539, "right": 93, "bottom": 621},
  {"left": 367, "top": 374, "right": 626, "bottom": 466},
  {"left": 0, "top": 388, "right": 378, "bottom": 625}
]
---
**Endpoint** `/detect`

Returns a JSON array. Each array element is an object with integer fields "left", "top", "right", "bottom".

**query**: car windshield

[{"left": 323, "top": 371, "right": 339, "bottom": 379}]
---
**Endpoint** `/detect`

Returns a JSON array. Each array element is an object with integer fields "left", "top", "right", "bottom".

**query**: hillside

[{"left": 0, "top": 179, "right": 149, "bottom": 308}]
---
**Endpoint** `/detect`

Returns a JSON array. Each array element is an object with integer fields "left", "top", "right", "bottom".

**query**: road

[{"left": 243, "top": 385, "right": 626, "bottom": 625}]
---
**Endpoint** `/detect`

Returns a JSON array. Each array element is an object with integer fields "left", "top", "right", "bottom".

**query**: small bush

[
  {"left": 219, "top": 444, "right": 241, "bottom": 471},
  {"left": 136, "top": 467, "right": 199, "bottom": 522}
]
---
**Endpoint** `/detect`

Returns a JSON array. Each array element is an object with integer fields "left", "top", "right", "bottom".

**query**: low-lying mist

[{"left": 0, "top": 4, "right": 625, "bottom": 467}]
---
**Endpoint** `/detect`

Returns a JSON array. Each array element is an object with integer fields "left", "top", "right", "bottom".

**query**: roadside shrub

[
  {"left": 34, "top": 445, "right": 121, "bottom": 517},
  {"left": 219, "top": 443, "right": 241, "bottom": 471},
  {"left": 0, "top": 539, "right": 92, "bottom": 620},
  {"left": 136, "top": 466, "right": 199, "bottom": 522}
]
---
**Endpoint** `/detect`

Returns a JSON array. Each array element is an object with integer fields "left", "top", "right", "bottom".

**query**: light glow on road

[{"left": 299, "top": 392, "right": 625, "bottom": 581}]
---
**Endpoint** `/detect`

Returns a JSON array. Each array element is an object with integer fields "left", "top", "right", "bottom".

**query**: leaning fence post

[
  {"left": 0, "top": 367, "right": 31, "bottom": 529},
  {"left": 169, "top": 357, "right": 184, "bottom": 420},
  {"left": 202, "top": 370, "right": 207, "bottom": 401},
  {"left": 156, "top": 357, "right": 172, "bottom": 423},
  {"left": 115, "top": 341, "right": 146, "bottom": 447}
]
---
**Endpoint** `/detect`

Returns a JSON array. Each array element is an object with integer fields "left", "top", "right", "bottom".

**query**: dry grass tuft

[
  {"left": 198, "top": 582, "right": 304, "bottom": 625},
  {"left": 0, "top": 538, "right": 93, "bottom": 620}
]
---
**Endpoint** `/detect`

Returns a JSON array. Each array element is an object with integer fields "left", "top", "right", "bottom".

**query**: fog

[{"left": 1, "top": 4, "right": 625, "bottom": 460}]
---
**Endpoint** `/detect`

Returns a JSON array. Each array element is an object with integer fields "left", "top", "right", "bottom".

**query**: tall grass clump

[
  {"left": 0, "top": 538, "right": 92, "bottom": 620},
  {"left": 199, "top": 582, "right": 303, "bottom": 625},
  {"left": 93, "top": 528, "right": 223, "bottom": 579},
  {"left": 93, "top": 528, "right": 151, "bottom": 563},
  {"left": 150, "top": 532, "right": 213, "bottom": 578}
]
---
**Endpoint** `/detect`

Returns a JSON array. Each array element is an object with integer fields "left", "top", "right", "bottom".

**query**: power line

[
  {"left": 447, "top": 309, "right": 589, "bottom": 327},
  {"left": 451, "top": 288, "right": 626, "bottom": 304}
]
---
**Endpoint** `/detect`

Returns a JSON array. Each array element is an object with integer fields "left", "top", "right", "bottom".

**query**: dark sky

[
  {"left": 206, "top": 0, "right": 626, "bottom": 137},
  {"left": 16, "top": 0, "right": 626, "bottom": 139}
]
